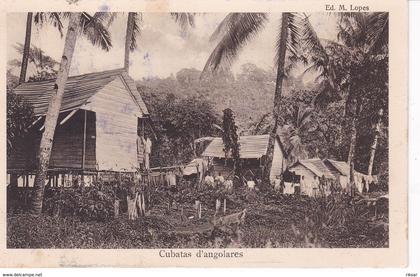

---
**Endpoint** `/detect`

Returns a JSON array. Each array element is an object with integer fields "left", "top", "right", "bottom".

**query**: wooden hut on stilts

[{"left": 7, "top": 68, "right": 151, "bottom": 191}]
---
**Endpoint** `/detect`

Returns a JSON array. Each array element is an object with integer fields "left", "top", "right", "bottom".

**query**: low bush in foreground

[
  {"left": 7, "top": 190, "right": 388, "bottom": 249},
  {"left": 43, "top": 185, "right": 116, "bottom": 222},
  {"left": 7, "top": 214, "right": 233, "bottom": 249}
]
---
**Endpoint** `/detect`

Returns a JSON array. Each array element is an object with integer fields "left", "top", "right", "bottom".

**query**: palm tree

[
  {"left": 202, "top": 12, "right": 305, "bottom": 183},
  {"left": 18, "top": 12, "right": 112, "bottom": 83},
  {"left": 299, "top": 13, "right": 388, "bottom": 187},
  {"left": 279, "top": 105, "right": 316, "bottom": 164},
  {"left": 124, "top": 12, "right": 140, "bottom": 70},
  {"left": 249, "top": 112, "right": 272, "bottom": 135},
  {"left": 363, "top": 13, "right": 388, "bottom": 177},
  {"left": 205, "top": 12, "right": 388, "bottom": 186},
  {"left": 367, "top": 108, "right": 383, "bottom": 176},
  {"left": 30, "top": 12, "right": 113, "bottom": 214},
  {"left": 335, "top": 13, "right": 388, "bottom": 187}
]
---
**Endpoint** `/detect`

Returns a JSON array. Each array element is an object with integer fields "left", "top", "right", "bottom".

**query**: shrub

[
  {"left": 7, "top": 179, "right": 388, "bottom": 248},
  {"left": 310, "top": 193, "right": 356, "bottom": 229},
  {"left": 43, "top": 183, "right": 116, "bottom": 222}
]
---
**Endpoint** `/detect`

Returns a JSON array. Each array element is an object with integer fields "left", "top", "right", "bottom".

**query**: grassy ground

[{"left": 7, "top": 189, "right": 388, "bottom": 248}]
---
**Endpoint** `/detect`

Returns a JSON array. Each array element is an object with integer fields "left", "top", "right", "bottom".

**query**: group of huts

[
  {"left": 7, "top": 69, "right": 376, "bottom": 197},
  {"left": 183, "top": 134, "right": 377, "bottom": 196}
]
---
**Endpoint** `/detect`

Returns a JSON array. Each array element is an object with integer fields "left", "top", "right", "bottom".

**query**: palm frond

[
  {"left": 300, "top": 14, "right": 344, "bottom": 91},
  {"left": 128, "top": 12, "right": 142, "bottom": 51},
  {"left": 170, "top": 13, "right": 195, "bottom": 31},
  {"left": 300, "top": 14, "right": 329, "bottom": 70},
  {"left": 337, "top": 12, "right": 371, "bottom": 50},
  {"left": 33, "top": 12, "right": 45, "bottom": 26},
  {"left": 296, "top": 106, "right": 313, "bottom": 129},
  {"left": 80, "top": 12, "right": 113, "bottom": 51},
  {"left": 275, "top": 12, "right": 302, "bottom": 69},
  {"left": 337, "top": 12, "right": 388, "bottom": 55},
  {"left": 287, "top": 13, "right": 301, "bottom": 56},
  {"left": 48, "top": 13, "right": 65, "bottom": 37},
  {"left": 336, "top": 12, "right": 366, "bottom": 26},
  {"left": 279, "top": 124, "right": 308, "bottom": 163},
  {"left": 284, "top": 55, "right": 299, "bottom": 77},
  {"left": 303, "top": 63, "right": 321, "bottom": 76},
  {"left": 33, "top": 12, "right": 65, "bottom": 37},
  {"left": 202, "top": 13, "right": 267, "bottom": 75},
  {"left": 209, "top": 13, "right": 241, "bottom": 42},
  {"left": 12, "top": 43, "right": 59, "bottom": 67},
  {"left": 366, "top": 12, "right": 388, "bottom": 54},
  {"left": 250, "top": 112, "right": 272, "bottom": 135},
  {"left": 278, "top": 104, "right": 315, "bottom": 163}
]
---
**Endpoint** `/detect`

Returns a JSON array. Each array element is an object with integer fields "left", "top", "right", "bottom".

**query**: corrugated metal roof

[
  {"left": 323, "top": 159, "right": 350, "bottom": 176},
  {"left": 290, "top": 158, "right": 336, "bottom": 179},
  {"left": 201, "top": 134, "right": 280, "bottom": 159},
  {"left": 13, "top": 68, "right": 149, "bottom": 116}
]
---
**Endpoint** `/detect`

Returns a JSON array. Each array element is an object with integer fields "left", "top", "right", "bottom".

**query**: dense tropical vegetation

[
  {"left": 202, "top": 12, "right": 388, "bottom": 185},
  {"left": 6, "top": 12, "right": 389, "bottom": 248}
]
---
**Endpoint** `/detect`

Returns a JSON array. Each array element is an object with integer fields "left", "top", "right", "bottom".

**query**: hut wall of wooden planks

[
  {"left": 7, "top": 110, "right": 96, "bottom": 171},
  {"left": 7, "top": 69, "right": 151, "bottom": 181},
  {"left": 82, "top": 77, "right": 141, "bottom": 171}
]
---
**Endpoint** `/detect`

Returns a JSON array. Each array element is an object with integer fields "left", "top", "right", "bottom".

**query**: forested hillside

[
  {"left": 136, "top": 61, "right": 388, "bottom": 178},
  {"left": 136, "top": 63, "right": 309, "bottom": 132}
]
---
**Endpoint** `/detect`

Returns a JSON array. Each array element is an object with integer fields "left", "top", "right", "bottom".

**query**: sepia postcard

[{"left": 0, "top": 0, "right": 408, "bottom": 268}]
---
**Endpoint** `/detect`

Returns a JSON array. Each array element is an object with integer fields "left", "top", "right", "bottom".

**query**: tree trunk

[
  {"left": 367, "top": 108, "right": 383, "bottom": 176},
  {"left": 337, "top": 94, "right": 348, "bottom": 149},
  {"left": 347, "top": 100, "right": 361, "bottom": 195},
  {"left": 124, "top": 12, "right": 135, "bottom": 70},
  {"left": 263, "top": 12, "right": 289, "bottom": 184},
  {"left": 347, "top": 116, "right": 357, "bottom": 165},
  {"left": 347, "top": 118, "right": 356, "bottom": 195},
  {"left": 30, "top": 13, "right": 81, "bottom": 215},
  {"left": 19, "top": 12, "right": 33, "bottom": 84}
]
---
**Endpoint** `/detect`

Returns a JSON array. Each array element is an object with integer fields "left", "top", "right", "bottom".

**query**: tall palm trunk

[
  {"left": 31, "top": 13, "right": 81, "bottom": 214},
  {"left": 19, "top": 12, "right": 33, "bottom": 84},
  {"left": 347, "top": 99, "right": 361, "bottom": 195},
  {"left": 337, "top": 93, "right": 349, "bottom": 152},
  {"left": 263, "top": 12, "right": 289, "bottom": 184},
  {"left": 367, "top": 108, "right": 383, "bottom": 176},
  {"left": 124, "top": 12, "right": 135, "bottom": 70},
  {"left": 347, "top": 115, "right": 357, "bottom": 195},
  {"left": 347, "top": 118, "right": 357, "bottom": 165}
]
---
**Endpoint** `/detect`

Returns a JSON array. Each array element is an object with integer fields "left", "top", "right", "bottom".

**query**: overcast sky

[{"left": 7, "top": 13, "right": 337, "bottom": 80}]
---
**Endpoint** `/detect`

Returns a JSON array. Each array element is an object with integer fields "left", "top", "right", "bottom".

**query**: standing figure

[
  {"left": 204, "top": 172, "right": 215, "bottom": 188},
  {"left": 362, "top": 177, "right": 367, "bottom": 193},
  {"left": 313, "top": 175, "right": 320, "bottom": 197},
  {"left": 215, "top": 172, "right": 225, "bottom": 188},
  {"left": 280, "top": 177, "right": 285, "bottom": 194},
  {"left": 144, "top": 136, "right": 152, "bottom": 171},
  {"left": 296, "top": 175, "right": 304, "bottom": 195},
  {"left": 224, "top": 177, "right": 234, "bottom": 193},
  {"left": 273, "top": 175, "right": 281, "bottom": 192}
]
